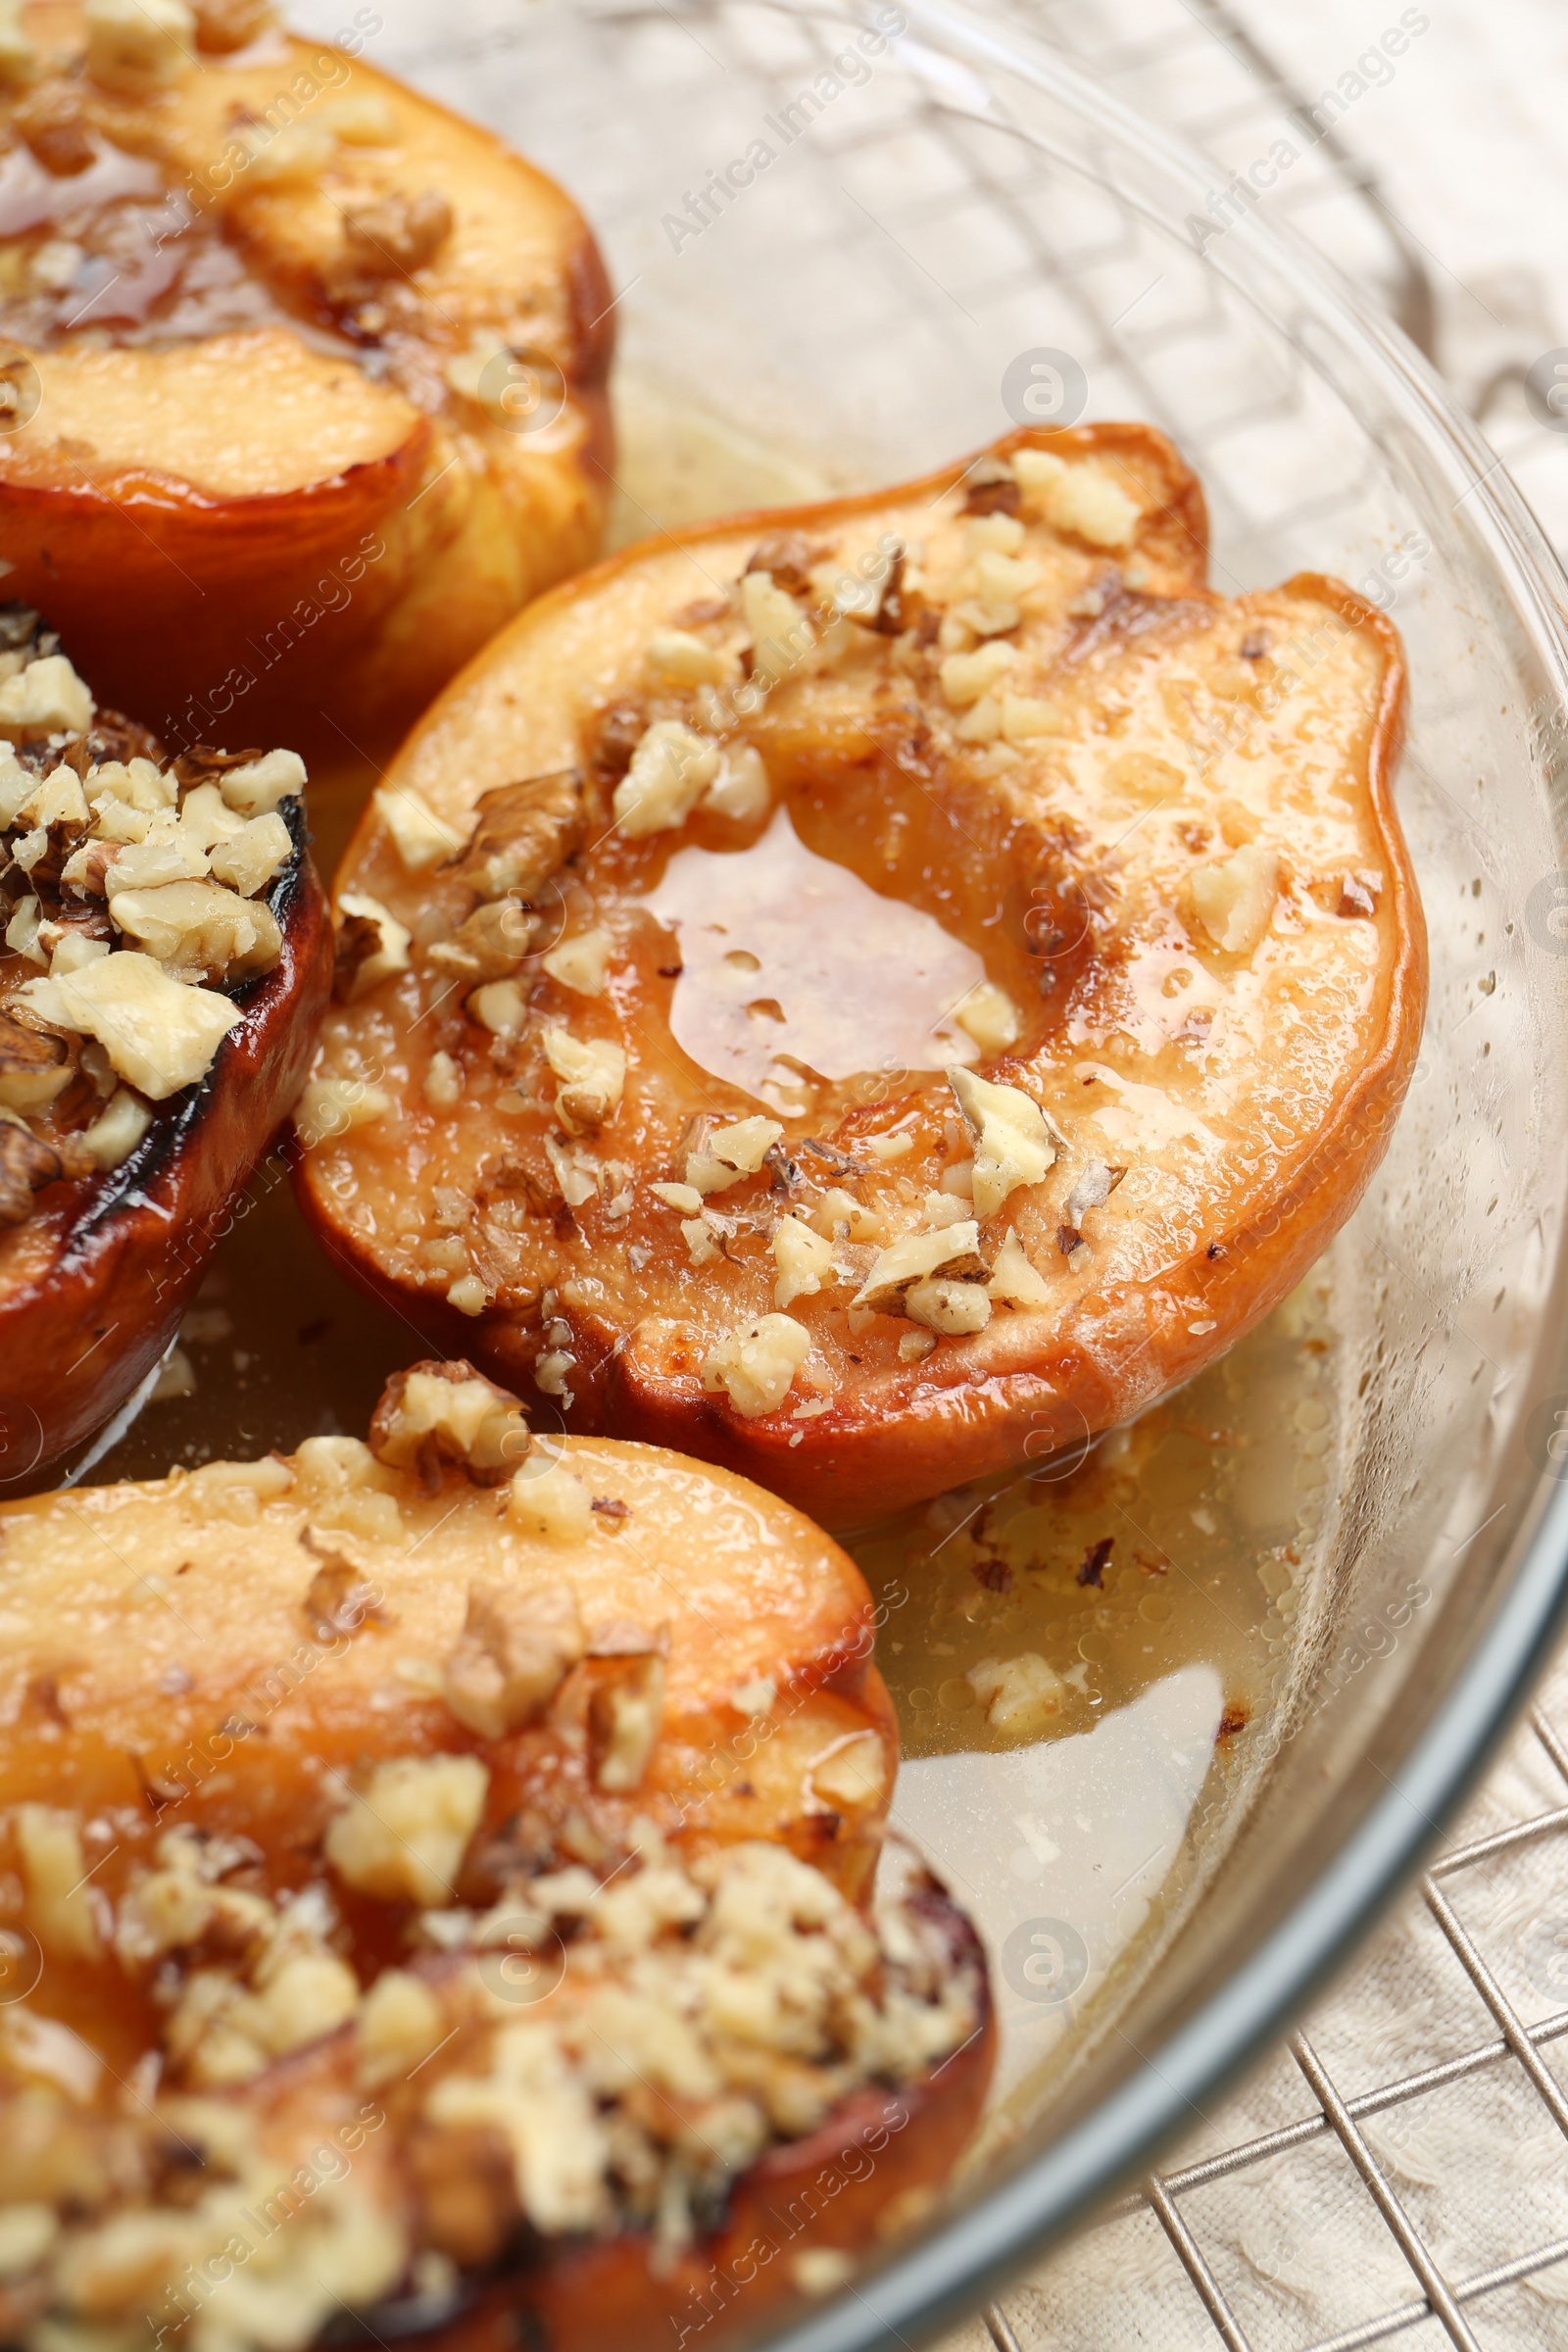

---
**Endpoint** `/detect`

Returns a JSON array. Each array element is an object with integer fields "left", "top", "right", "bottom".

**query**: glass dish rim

[{"left": 706, "top": 1, "right": 1568, "bottom": 2342}]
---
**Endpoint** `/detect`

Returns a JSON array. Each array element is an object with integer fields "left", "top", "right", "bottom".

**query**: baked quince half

[
  {"left": 0, "top": 0, "right": 611, "bottom": 745},
  {"left": 0, "top": 604, "right": 329, "bottom": 1477},
  {"left": 0, "top": 1362, "right": 991, "bottom": 2351},
  {"left": 298, "top": 424, "right": 1425, "bottom": 1526}
]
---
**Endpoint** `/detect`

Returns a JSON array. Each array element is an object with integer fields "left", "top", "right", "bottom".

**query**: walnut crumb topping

[
  {"left": 0, "top": 619, "right": 305, "bottom": 1219},
  {"left": 443, "top": 1578, "right": 585, "bottom": 1738},
  {"left": 368, "top": 1361, "right": 531, "bottom": 1489}
]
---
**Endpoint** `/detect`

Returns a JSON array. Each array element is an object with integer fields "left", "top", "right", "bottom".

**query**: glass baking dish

[{"left": 88, "top": 0, "right": 1568, "bottom": 2340}]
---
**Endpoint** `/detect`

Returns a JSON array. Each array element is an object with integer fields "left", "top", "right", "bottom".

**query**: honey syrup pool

[{"left": 74, "top": 373, "right": 1348, "bottom": 2140}]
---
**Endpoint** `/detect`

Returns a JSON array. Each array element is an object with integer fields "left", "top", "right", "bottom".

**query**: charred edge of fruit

[
  {"left": 318, "top": 1877, "right": 991, "bottom": 2351},
  {"left": 67, "top": 794, "right": 317, "bottom": 1253}
]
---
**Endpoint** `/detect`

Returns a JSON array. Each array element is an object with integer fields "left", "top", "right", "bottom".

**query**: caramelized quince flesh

[
  {"left": 0, "top": 1431, "right": 895, "bottom": 1980},
  {"left": 0, "top": 1381, "right": 988, "bottom": 2352},
  {"left": 0, "top": 0, "right": 612, "bottom": 742},
  {"left": 299, "top": 424, "right": 1424, "bottom": 1525}
]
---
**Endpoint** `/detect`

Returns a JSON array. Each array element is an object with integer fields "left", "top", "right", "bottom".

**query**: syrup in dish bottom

[{"left": 74, "top": 378, "right": 1356, "bottom": 2156}]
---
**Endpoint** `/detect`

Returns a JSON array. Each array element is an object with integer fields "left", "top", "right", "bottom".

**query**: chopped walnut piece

[
  {"left": 423, "top": 1050, "right": 463, "bottom": 1110},
  {"left": 426, "top": 896, "right": 537, "bottom": 985},
  {"left": 448, "top": 770, "right": 584, "bottom": 902},
  {"left": 19, "top": 953, "right": 240, "bottom": 1098},
  {"left": 853, "top": 1223, "right": 985, "bottom": 1314},
  {"left": 374, "top": 785, "right": 462, "bottom": 873},
  {"left": 334, "top": 907, "right": 387, "bottom": 1003},
  {"left": 542, "top": 1025, "right": 625, "bottom": 1135},
  {"left": 302, "top": 1540, "right": 386, "bottom": 1640},
  {"left": 861, "top": 544, "right": 909, "bottom": 635},
  {"left": 1011, "top": 449, "right": 1141, "bottom": 548},
  {"left": 947, "top": 1065, "right": 1056, "bottom": 1218},
  {"left": 586, "top": 701, "right": 645, "bottom": 779},
  {"left": 357, "top": 1968, "right": 445, "bottom": 2089},
  {"left": 334, "top": 893, "right": 413, "bottom": 1002},
  {"left": 237, "top": 119, "right": 336, "bottom": 187},
  {"left": 939, "top": 641, "right": 1017, "bottom": 710},
  {"left": 83, "top": 0, "right": 195, "bottom": 96},
  {"left": 339, "top": 189, "right": 454, "bottom": 283},
  {"left": 0, "top": 1121, "right": 65, "bottom": 1224},
  {"left": 612, "top": 721, "right": 718, "bottom": 838},
  {"left": 209, "top": 809, "right": 291, "bottom": 898},
  {"left": 323, "top": 92, "right": 399, "bottom": 144},
  {"left": 509, "top": 1456, "right": 593, "bottom": 1544},
  {"left": 0, "top": 1013, "right": 70, "bottom": 1115},
  {"left": 324, "top": 1753, "right": 489, "bottom": 1906},
  {"left": 743, "top": 533, "right": 828, "bottom": 597},
  {"left": 467, "top": 976, "right": 525, "bottom": 1036},
  {"left": 442, "top": 1579, "right": 586, "bottom": 1739},
  {"left": 108, "top": 878, "right": 282, "bottom": 985},
  {"left": 589, "top": 1649, "right": 667, "bottom": 1792},
  {"left": 739, "top": 572, "right": 814, "bottom": 688},
  {"left": 684, "top": 1113, "right": 782, "bottom": 1196},
  {"left": 11, "top": 84, "right": 94, "bottom": 173},
  {"left": 0, "top": 603, "right": 55, "bottom": 659},
  {"left": 96, "top": 814, "right": 208, "bottom": 894},
  {"left": 0, "top": 653, "right": 93, "bottom": 739},
  {"left": 987, "top": 1227, "right": 1053, "bottom": 1307},
  {"left": 647, "top": 628, "right": 730, "bottom": 688},
  {"left": 1064, "top": 1159, "right": 1125, "bottom": 1227},
  {"left": 806, "top": 1184, "right": 886, "bottom": 1244},
  {"left": 702, "top": 1313, "right": 811, "bottom": 1418},
  {"left": 170, "top": 742, "right": 262, "bottom": 788},
  {"left": 191, "top": 0, "right": 276, "bottom": 50},
  {"left": 212, "top": 748, "right": 305, "bottom": 816},
  {"left": 807, "top": 1730, "right": 889, "bottom": 1812},
  {"left": 773, "top": 1214, "right": 834, "bottom": 1309},
  {"left": 174, "top": 779, "right": 244, "bottom": 854},
  {"left": 368, "top": 1359, "right": 532, "bottom": 1489},
  {"left": 904, "top": 1275, "right": 991, "bottom": 1337},
  {"left": 953, "top": 979, "right": 1021, "bottom": 1054},
  {"left": 541, "top": 925, "right": 613, "bottom": 996},
  {"left": 87, "top": 755, "right": 176, "bottom": 819},
  {"left": 295, "top": 1074, "right": 392, "bottom": 1144},
  {"left": 1190, "top": 841, "right": 1280, "bottom": 956},
  {"left": 80, "top": 1086, "right": 152, "bottom": 1172},
  {"left": 705, "top": 742, "right": 771, "bottom": 821},
  {"left": 15, "top": 1804, "right": 100, "bottom": 1960},
  {"left": 963, "top": 461, "right": 1022, "bottom": 518},
  {"left": 966, "top": 1650, "right": 1063, "bottom": 1736}
]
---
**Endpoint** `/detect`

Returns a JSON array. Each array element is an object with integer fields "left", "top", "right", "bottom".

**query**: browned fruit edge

[
  {"left": 0, "top": 801, "right": 332, "bottom": 1486},
  {"left": 344, "top": 1884, "right": 995, "bottom": 2352}
]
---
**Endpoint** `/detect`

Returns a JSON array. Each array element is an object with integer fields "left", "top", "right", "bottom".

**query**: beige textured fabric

[{"left": 954, "top": 1642, "right": 1568, "bottom": 2351}]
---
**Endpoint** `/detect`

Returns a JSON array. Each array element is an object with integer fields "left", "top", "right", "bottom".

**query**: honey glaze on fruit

[{"left": 642, "top": 804, "right": 995, "bottom": 1113}]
